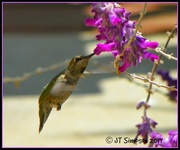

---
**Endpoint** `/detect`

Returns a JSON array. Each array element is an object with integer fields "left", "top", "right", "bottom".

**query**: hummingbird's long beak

[{"left": 82, "top": 53, "right": 94, "bottom": 59}]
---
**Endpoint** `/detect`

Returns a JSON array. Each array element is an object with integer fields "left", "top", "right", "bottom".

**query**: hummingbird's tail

[{"left": 39, "top": 104, "right": 52, "bottom": 133}]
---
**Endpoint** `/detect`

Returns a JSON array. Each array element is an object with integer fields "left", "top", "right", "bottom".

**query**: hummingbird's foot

[{"left": 57, "top": 103, "right": 61, "bottom": 111}]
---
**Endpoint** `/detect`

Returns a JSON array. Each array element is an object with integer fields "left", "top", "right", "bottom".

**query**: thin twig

[
  {"left": 143, "top": 25, "right": 177, "bottom": 117},
  {"left": 155, "top": 47, "right": 177, "bottom": 61},
  {"left": 145, "top": 25, "right": 177, "bottom": 103},
  {"left": 3, "top": 60, "right": 69, "bottom": 86},
  {"left": 124, "top": 72, "right": 177, "bottom": 91},
  {"left": 124, "top": 3, "right": 147, "bottom": 50}
]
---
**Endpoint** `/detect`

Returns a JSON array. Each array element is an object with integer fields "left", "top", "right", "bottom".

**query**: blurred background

[
  {"left": 3, "top": 3, "right": 177, "bottom": 95},
  {"left": 3, "top": 2, "right": 177, "bottom": 147}
]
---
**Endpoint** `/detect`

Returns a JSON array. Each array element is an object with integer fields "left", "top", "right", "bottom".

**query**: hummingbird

[{"left": 38, "top": 53, "right": 94, "bottom": 133}]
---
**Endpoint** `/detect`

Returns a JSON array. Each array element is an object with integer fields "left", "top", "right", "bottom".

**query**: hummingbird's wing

[{"left": 38, "top": 100, "right": 52, "bottom": 133}]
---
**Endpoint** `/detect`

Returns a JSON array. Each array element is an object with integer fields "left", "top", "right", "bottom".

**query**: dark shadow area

[{"left": 3, "top": 34, "right": 177, "bottom": 95}]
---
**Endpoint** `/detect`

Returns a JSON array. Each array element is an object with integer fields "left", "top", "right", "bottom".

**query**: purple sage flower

[
  {"left": 149, "top": 130, "right": 178, "bottom": 147},
  {"left": 167, "top": 130, "right": 178, "bottom": 147},
  {"left": 149, "top": 131, "right": 164, "bottom": 147},
  {"left": 85, "top": 3, "right": 159, "bottom": 73},
  {"left": 135, "top": 116, "right": 158, "bottom": 144},
  {"left": 136, "top": 101, "right": 151, "bottom": 110},
  {"left": 156, "top": 70, "right": 177, "bottom": 101}
]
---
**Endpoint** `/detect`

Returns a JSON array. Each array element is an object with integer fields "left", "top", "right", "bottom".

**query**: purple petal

[
  {"left": 143, "top": 52, "right": 159, "bottom": 62},
  {"left": 156, "top": 70, "right": 170, "bottom": 80},
  {"left": 135, "top": 36, "right": 146, "bottom": 45},
  {"left": 118, "top": 61, "right": 131, "bottom": 72},
  {"left": 85, "top": 18, "right": 97, "bottom": 27},
  {"left": 136, "top": 101, "right": 145, "bottom": 109},
  {"left": 111, "top": 50, "right": 119, "bottom": 57},
  {"left": 125, "top": 21, "right": 136, "bottom": 28},
  {"left": 144, "top": 41, "right": 159, "bottom": 49},
  {"left": 168, "top": 130, "right": 178, "bottom": 136},
  {"left": 150, "top": 131, "right": 163, "bottom": 139},
  {"left": 94, "top": 43, "right": 115, "bottom": 55},
  {"left": 109, "top": 14, "right": 122, "bottom": 25}
]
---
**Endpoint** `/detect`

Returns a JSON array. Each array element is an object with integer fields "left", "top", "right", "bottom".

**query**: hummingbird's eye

[{"left": 74, "top": 56, "right": 82, "bottom": 62}]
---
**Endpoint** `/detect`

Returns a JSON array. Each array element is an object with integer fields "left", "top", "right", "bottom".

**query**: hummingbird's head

[{"left": 67, "top": 53, "right": 94, "bottom": 75}]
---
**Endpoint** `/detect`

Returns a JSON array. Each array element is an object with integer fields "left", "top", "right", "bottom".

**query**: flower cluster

[
  {"left": 135, "top": 116, "right": 157, "bottom": 144},
  {"left": 149, "top": 130, "right": 178, "bottom": 147},
  {"left": 85, "top": 2, "right": 159, "bottom": 73}
]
